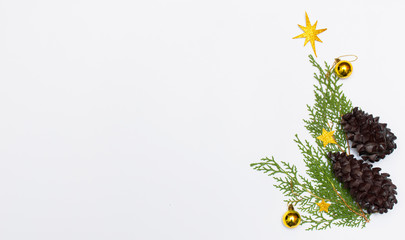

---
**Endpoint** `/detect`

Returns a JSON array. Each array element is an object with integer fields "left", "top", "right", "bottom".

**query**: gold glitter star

[
  {"left": 316, "top": 128, "right": 337, "bottom": 147},
  {"left": 293, "top": 12, "right": 327, "bottom": 57},
  {"left": 316, "top": 199, "right": 331, "bottom": 212}
]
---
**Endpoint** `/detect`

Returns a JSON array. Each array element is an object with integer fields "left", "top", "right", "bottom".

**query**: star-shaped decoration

[
  {"left": 316, "top": 128, "right": 337, "bottom": 147},
  {"left": 293, "top": 12, "right": 327, "bottom": 57},
  {"left": 316, "top": 199, "right": 331, "bottom": 212}
]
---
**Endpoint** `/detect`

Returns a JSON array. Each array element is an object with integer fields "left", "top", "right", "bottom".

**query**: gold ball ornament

[
  {"left": 334, "top": 60, "right": 353, "bottom": 78},
  {"left": 282, "top": 204, "right": 301, "bottom": 229}
]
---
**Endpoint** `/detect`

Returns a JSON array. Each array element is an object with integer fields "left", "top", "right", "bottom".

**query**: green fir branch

[{"left": 251, "top": 55, "right": 370, "bottom": 230}]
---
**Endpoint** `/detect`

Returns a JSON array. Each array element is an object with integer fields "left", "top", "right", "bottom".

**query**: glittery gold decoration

[
  {"left": 335, "top": 60, "right": 353, "bottom": 78},
  {"left": 316, "top": 199, "right": 331, "bottom": 212},
  {"left": 316, "top": 128, "right": 337, "bottom": 147},
  {"left": 293, "top": 12, "right": 327, "bottom": 57},
  {"left": 282, "top": 204, "right": 301, "bottom": 228}
]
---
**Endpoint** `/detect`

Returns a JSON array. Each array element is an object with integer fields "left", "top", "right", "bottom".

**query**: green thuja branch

[
  {"left": 251, "top": 55, "right": 370, "bottom": 230},
  {"left": 304, "top": 55, "right": 353, "bottom": 152}
]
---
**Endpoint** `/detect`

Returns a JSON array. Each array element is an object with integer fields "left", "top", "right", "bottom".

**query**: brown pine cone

[
  {"left": 341, "top": 107, "right": 397, "bottom": 162},
  {"left": 328, "top": 152, "right": 397, "bottom": 214}
]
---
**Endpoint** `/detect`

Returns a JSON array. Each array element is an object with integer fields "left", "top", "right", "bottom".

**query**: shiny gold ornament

[
  {"left": 282, "top": 204, "right": 301, "bottom": 228},
  {"left": 334, "top": 60, "right": 353, "bottom": 78},
  {"left": 293, "top": 12, "right": 327, "bottom": 57}
]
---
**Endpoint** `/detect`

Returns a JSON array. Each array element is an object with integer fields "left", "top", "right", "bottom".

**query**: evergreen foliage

[{"left": 250, "top": 55, "right": 370, "bottom": 230}]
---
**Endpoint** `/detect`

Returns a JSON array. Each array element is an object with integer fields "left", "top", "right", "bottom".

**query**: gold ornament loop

[{"left": 336, "top": 54, "right": 358, "bottom": 62}]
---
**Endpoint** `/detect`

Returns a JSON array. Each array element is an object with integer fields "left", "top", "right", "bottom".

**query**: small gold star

[
  {"left": 317, "top": 128, "right": 337, "bottom": 147},
  {"left": 293, "top": 12, "right": 327, "bottom": 57},
  {"left": 316, "top": 199, "right": 331, "bottom": 212}
]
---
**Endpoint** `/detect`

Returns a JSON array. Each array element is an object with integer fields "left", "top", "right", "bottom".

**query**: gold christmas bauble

[
  {"left": 334, "top": 60, "right": 353, "bottom": 78},
  {"left": 282, "top": 204, "right": 301, "bottom": 229}
]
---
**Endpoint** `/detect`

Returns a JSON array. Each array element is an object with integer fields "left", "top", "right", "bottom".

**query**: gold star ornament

[
  {"left": 293, "top": 12, "right": 327, "bottom": 57},
  {"left": 317, "top": 128, "right": 337, "bottom": 147},
  {"left": 316, "top": 199, "right": 331, "bottom": 212}
]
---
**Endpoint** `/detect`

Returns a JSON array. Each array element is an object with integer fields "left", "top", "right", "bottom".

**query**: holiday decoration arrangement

[{"left": 250, "top": 12, "right": 398, "bottom": 230}]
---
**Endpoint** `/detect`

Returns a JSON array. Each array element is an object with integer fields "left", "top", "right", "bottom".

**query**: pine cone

[
  {"left": 328, "top": 152, "right": 397, "bottom": 214},
  {"left": 341, "top": 107, "right": 397, "bottom": 162}
]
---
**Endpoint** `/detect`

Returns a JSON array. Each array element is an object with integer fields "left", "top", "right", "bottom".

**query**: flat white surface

[{"left": 0, "top": 0, "right": 404, "bottom": 239}]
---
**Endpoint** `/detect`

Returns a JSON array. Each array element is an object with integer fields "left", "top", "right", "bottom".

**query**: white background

[{"left": 0, "top": 0, "right": 404, "bottom": 239}]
